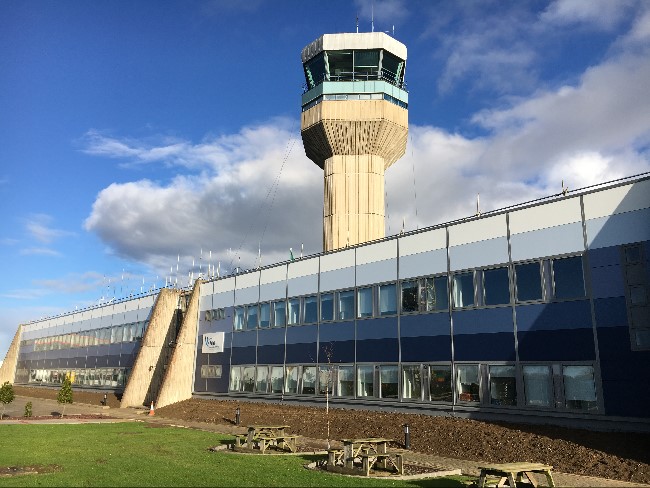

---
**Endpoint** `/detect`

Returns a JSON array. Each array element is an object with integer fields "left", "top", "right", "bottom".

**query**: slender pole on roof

[
  {"left": 356, "top": 13, "right": 359, "bottom": 33},
  {"left": 371, "top": 2, "right": 374, "bottom": 32}
]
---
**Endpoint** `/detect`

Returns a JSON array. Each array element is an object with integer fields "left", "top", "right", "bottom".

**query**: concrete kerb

[{"left": 2, "top": 396, "right": 648, "bottom": 487}]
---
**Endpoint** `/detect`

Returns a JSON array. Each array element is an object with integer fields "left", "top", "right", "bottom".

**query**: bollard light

[
  {"left": 103, "top": 393, "right": 107, "bottom": 406},
  {"left": 235, "top": 407, "right": 240, "bottom": 425},
  {"left": 403, "top": 423, "right": 410, "bottom": 450}
]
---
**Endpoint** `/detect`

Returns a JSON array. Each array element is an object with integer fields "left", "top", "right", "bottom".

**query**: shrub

[
  {"left": 0, "top": 381, "right": 15, "bottom": 419},
  {"left": 57, "top": 375, "right": 74, "bottom": 417},
  {"left": 24, "top": 401, "right": 33, "bottom": 417}
]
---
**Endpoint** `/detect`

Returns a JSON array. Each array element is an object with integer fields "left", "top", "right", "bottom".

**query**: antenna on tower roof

[
  {"left": 371, "top": 2, "right": 375, "bottom": 32},
  {"left": 356, "top": 13, "right": 359, "bottom": 33}
]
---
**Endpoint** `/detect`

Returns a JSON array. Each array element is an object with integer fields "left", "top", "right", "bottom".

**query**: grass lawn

[{"left": 0, "top": 422, "right": 469, "bottom": 487}]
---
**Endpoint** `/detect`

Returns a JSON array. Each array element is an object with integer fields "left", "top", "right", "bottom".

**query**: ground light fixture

[
  {"left": 235, "top": 406, "right": 240, "bottom": 425},
  {"left": 403, "top": 423, "right": 410, "bottom": 449}
]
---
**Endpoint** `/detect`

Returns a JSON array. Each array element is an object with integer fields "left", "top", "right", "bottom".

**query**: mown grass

[{"left": 0, "top": 422, "right": 469, "bottom": 487}]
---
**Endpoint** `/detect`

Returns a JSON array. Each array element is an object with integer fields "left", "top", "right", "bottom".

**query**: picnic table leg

[
  {"left": 396, "top": 454, "right": 404, "bottom": 475},
  {"left": 545, "top": 471, "right": 555, "bottom": 488},
  {"left": 477, "top": 471, "right": 487, "bottom": 488},
  {"left": 522, "top": 471, "right": 539, "bottom": 488},
  {"left": 507, "top": 473, "right": 517, "bottom": 487},
  {"left": 362, "top": 456, "right": 371, "bottom": 476},
  {"left": 344, "top": 445, "right": 353, "bottom": 469}
]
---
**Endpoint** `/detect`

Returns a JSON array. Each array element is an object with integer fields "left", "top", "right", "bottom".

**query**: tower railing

[{"left": 303, "top": 69, "right": 407, "bottom": 93}]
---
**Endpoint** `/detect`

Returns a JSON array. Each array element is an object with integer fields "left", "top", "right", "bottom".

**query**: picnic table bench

[
  {"left": 233, "top": 425, "right": 298, "bottom": 453},
  {"left": 477, "top": 462, "right": 555, "bottom": 487},
  {"left": 328, "top": 438, "right": 403, "bottom": 476}
]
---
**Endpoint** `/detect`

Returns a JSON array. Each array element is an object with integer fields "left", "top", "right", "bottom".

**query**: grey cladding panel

[
  {"left": 450, "top": 237, "right": 509, "bottom": 271},
  {"left": 356, "top": 258, "right": 397, "bottom": 286},
  {"left": 260, "top": 281, "right": 286, "bottom": 301},
  {"left": 288, "top": 274, "right": 318, "bottom": 296},
  {"left": 511, "top": 222, "right": 584, "bottom": 261},
  {"left": 398, "top": 249, "right": 447, "bottom": 279},
  {"left": 320, "top": 267, "right": 355, "bottom": 292}
]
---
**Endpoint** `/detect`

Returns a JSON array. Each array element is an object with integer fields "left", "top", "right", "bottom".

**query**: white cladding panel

[
  {"left": 124, "top": 299, "right": 139, "bottom": 313},
  {"left": 236, "top": 271, "right": 260, "bottom": 289},
  {"left": 320, "top": 248, "right": 355, "bottom": 272},
  {"left": 214, "top": 277, "right": 236, "bottom": 294},
  {"left": 356, "top": 240, "right": 397, "bottom": 265},
  {"left": 509, "top": 197, "right": 582, "bottom": 234},
  {"left": 398, "top": 228, "right": 446, "bottom": 257},
  {"left": 302, "top": 32, "right": 407, "bottom": 63},
  {"left": 583, "top": 179, "right": 650, "bottom": 220},
  {"left": 200, "top": 281, "right": 214, "bottom": 297},
  {"left": 260, "top": 265, "right": 286, "bottom": 285},
  {"left": 288, "top": 257, "right": 319, "bottom": 280},
  {"left": 449, "top": 214, "right": 507, "bottom": 247}
]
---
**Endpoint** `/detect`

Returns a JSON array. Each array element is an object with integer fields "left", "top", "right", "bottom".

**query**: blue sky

[{"left": 1, "top": 0, "right": 649, "bottom": 359}]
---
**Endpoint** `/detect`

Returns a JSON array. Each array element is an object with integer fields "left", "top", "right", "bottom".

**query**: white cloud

[
  {"left": 354, "top": 0, "right": 409, "bottom": 30},
  {"left": 540, "top": 0, "right": 636, "bottom": 30},
  {"left": 25, "top": 214, "right": 75, "bottom": 245},
  {"left": 19, "top": 247, "right": 62, "bottom": 257}
]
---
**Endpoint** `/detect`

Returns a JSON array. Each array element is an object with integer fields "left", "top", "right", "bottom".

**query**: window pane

[
  {"left": 327, "top": 50, "right": 353, "bottom": 79},
  {"left": 516, "top": 262, "right": 542, "bottom": 301},
  {"left": 429, "top": 366, "right": 452, "bottom": 402},
  {"left": 338, "top": 290, "right": 355, "bottom": 320},
  {"left": 401, "top": 365, "right": 421, "bottom": 400},
  {"left": 304, "top": 296, "right": 318, "bottom": 323},
  {"left": 401, "top": 280, "right": 418, "bottom": 313},
  {"left": 242, "top": 366, "right": 255, "bottom": 392},
  {"left": 523, "top": 365, "right": 552, "bottom": 407},
  {"left": 304, "top": 52, "right": 326, "bottom": 88},
  {"left": 357, "top": 365, "right": 374, "bottom": 397},
  {"left": 337, "top": 366, "right": 354, "bottom": 397},
  {"left": 229, "top": 366, "right": 242, "bottom": 391},
  {"left": 234, "top": 306, "right": 245, "bottom": 330},
  {"left": 380, "top": 365, "right": 398, "bottom": 399},
  {"left": 287, "top": 298, "right": 301, "bottom": 325},
  {"left": 354, "top": 49, "right": 380, "bottom": 77},
  {"left": 273, "top": 301, "right": 286, "bottom": 327},
  {"left": 270, "top": 366, "right": 284, "bottom": 393},
  {"left": 246, "top": 305, "right": 259, "bottom": 330},
  {"left": 301, "top": 366, "right": 316, "bottom": 394},
  {"left": 381, "top": 51, "right": 404, "bottom": 85},
  {"left": 320, "top": 293, "right": 334, "bottom": 321},
  {"left": 285, "top": 366, "right": 298, "bottom": 393},
  {"left": 255, "top": 366, "right": 268, "bottom": 393},
  {"left": 259, "top": 303, "right": 271, "bottom": 328},
  {"left": 456, "top": 364, "right": 480, "bottom": 402},
  {"left": 484, "top": 267, "right": 510, "bottom": 306},
  {"left": 553, "top": 256, "right": 585, "bottom": 299},
  {"left": 453, "top": 272, "right": 474, "bottom": 308},
  {"left": 433, "top": 276, "right": 449, "bottom": 311},
  {"left": 379, "top": 283, "right": 397, "bottom": 316},
  {"left": 563, "top": 365, "right": 597, "bottom": 411},
  {"left": 357, "top": 287, "right": 373, "bottom": 318},
  {"left": 489, "top": 365, "right": 517, "bottom": 406},
  {"left": 318, "top": 366, "right": 333, "bottom": 395}
]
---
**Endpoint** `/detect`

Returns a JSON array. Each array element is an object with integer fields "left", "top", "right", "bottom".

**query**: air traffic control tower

[{"left": 300, "top": 33, "right": 408, "bottom": 252}]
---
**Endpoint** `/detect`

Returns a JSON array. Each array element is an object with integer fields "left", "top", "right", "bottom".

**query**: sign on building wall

[
  {"left": 200, "top": 364, "right": 222, "bottom": 378},
  {"left": 202, "top": 332, "right": 225, "bottom": 354}
]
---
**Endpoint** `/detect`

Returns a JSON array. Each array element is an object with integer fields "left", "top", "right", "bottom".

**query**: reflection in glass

[
  {"left": 553, "top": 256, "right": 585, "bottom": 299},
  {"left": 357, "top": 287, "right": 373, "bottom": 318},
  {"left": 453, "top": 272, "right": 474, "bottom": 307},
  {"left": 259, "top": 303, "right": 271, "bottom": 328},
  {"left": 563, "top": 365, "right": 597, "bottom": 411},
  {"left": 303, "top": 296, "right": 318, "bottom": 323},
  {"left": 337, "top": 366, "right": 354, "bottom": 396},
  {"left": 380, "top": 365, "right": 398, "bottom": 398},
  {"left": 456, "top": 364, "right": 480, "bottom": 402},
  {"left": 301, "top": 366, "right": 316, "bottom": 394},
  {"left": 523, "top": 365, "right": 552, "bottom": 407},
  {"left": 318, "top": 366, "right": 333, "bottom": 395},
  {"left": 320, "top": 293, "right": 334, "bottom": 321},
  {"left": 273, "top": 300, "right": 286, "bottom": 327},
  {"left": 379, "top": 283, "right": 397, "bottom": 316},
  {"left": 270, "top": 366, "right": 284, "bottom": 393},
  {"left": 402, "top": 365, "right": 421, "bottom": 400},
  {"left": 234, "top": 306, "right": 245, "bottom": 330},
  {"left": 288, "top": 298, "right": 300, "bottom": 325},
  {"left": 515, "top": 262, "right": 542, "bottom": 301},
  {"left": 429, "top": 366, "right": 452, "bottom": 402},
  {"left": 401, "top": 280, "right": 418, "bottom": 313},
  {"left": 246, "top": 305, "right": 259, "bottom": 330},
  {"left": 338, "top": 290, "right": 355, "bottom": 320},
  {"left": 357, "top": 365, "right": 374, "bottom": 397},
  {"left": 229, "top": 366, "right": 242, "bottom": 391},
  {"left": 255, "top": 366, "right": 268, "bottom": 393},
  {"left": 285, "top": 365, "right": 298, "bottom": 393},
  {"left": 242, "top": 366, "right": 255, "bottom": 392},
  {"left": 489, "top": 365, "right": 517, "bottom": 406},
  {"left": 484, "top": 267, "right": 510, "bottom": 306}
]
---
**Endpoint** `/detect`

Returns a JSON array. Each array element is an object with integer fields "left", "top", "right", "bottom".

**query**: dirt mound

[{"left": 156, "top": 398, "right": 650, "bottom": 484}]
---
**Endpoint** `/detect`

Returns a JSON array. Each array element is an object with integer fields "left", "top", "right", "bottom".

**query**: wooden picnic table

[
  {"left": 330, "top": 438, "right": 402, "bottom": 476},
  {"left": 477, "top": 462, "right": 555, "bottom": 487},
  {"left": 233, "top": 425, "right": 297, "bottom": 454}
]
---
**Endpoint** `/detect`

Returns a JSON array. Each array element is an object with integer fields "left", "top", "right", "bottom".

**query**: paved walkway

[{"left": 2, "top": 396, "right": 648, "bottom": 487}]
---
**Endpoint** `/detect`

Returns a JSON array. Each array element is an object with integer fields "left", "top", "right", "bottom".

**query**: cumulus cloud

[{"left": 540, "top": 0, "right": 636, "bottom": 30}]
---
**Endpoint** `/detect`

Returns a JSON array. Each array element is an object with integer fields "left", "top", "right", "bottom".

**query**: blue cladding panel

[
  {"left": 194, "top": 349, "right": 207, "bottom": 392},
  {"left": 454, "top": 333, "right": 515, "bottom": 361},
  {"left": 285, "top": 345, "right": 317, "bottom": 364},
  {"left": 357, "top": 317, "right": 398, "bottom": 340},
  {"left": 232, "top": 331, "right": 257, "bottom": 347},
  {"left": 357, "top": 338, "right": 399, "bottom": 362},
  {"left": 587, "top": 208, "right": 650, "bottom": 249},
  {"left": 517, "top": 329, "right": 595, "bottom": 361},
  {"left": 320, "top": 267, "right": 355, "bottom": 292},
  {"left": 399, "top": 249, "right": 447, "bottom": 279},
  {"left": 596, "top": 326, "right": 634, "bottom": 361},
  {"left": 319, "top": 340, "right": 355, "bottom": 363},
  {"left": 257, "top": 344, "right": 285, "bottom": 364},
  {"left": 594, "top": 297, "right": 628, "bottom": 328},
  {"left": 510, "top": 222, "right": 584, "bottom": 261},
  {"left": 319, "top": 322, "right": 354, "bottom": 342},
  {"left": 590, "top": 265, "right": 624, "bottom": 299},
  {"left": 356, "top": 259, "right": 397, "bottom": 286},
  {"left": 453, "top": 308, "right": 514, "bottom": 335},
  {"left": 400, "top": 313, "right": 450, "bottom": 338},
  {"left": 121, "top": 342, "right": 137, "bottom": 355},
  {"left": 515, "top": 301, "right": 592, "bottom": 332},
  {"left": 285, "top": 324, "right": 318, "bottom": 344},
  {"left": 257, "top": 328, "right": 286, "bottom": 346},
  {"left": 106, "top": 354, "right": 121, "bottom": 367},
  {"left": 401, "top": 335, "right": 451, "bottom": 362},
  {"left": 450, "top": 237, "right": 509, "bottom": 271},
  {"left": 588, "top": 246, "right": 621, "bottom": 268},
  {"left": 230, "top": 346, "right": 256, "bottom": 365},
  {"left": 259, "top": 281, "right": 286, "bottom": 301},
  {"left": 287, "top": 274, "right": 318, "bottom": 296},
  {"left": 601, "top": 378, "right": 650, "bottom": 418}
]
